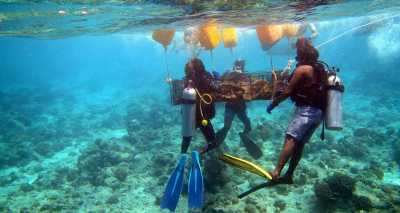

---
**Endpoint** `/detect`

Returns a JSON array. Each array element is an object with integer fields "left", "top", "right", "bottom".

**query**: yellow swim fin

[{"left": 219, "top": 153, "right": 272, "bottom": 180}]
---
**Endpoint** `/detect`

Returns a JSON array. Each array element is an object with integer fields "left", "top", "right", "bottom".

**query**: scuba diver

[
  {"left": 161, "top": 58, "right": 219, "bottom": 212},
  {"left": 181, "top": 58, "right": 220, "bottom": 154},
  {"left": 266, "top": 37, "right": 327, "bottom": 184},
  {"left": 215, "top": 59, "right": 263, "bottom": 159}
]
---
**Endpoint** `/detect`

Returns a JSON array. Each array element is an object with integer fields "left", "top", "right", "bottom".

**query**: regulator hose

[{"left": 195, "top": 88, "right": 213, "bottom": 126}]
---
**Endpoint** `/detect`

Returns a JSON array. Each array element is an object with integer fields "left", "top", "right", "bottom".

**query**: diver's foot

[{"left": 270, "top": 170, "right": 280, "bottom": 181}]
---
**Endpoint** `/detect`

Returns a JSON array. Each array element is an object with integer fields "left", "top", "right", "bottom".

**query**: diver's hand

[{"left": 267, "top": 103, "right": 275, "bottom": 114}]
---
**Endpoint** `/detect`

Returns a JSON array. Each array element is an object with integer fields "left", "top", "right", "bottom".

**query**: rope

[
  {"left": 316, "top": 13, "right": 400, "bottom": 49},
  {"left": 164, "top": 48, "right": 170, "bottom": 79},
  {"left": 269, "top": 53, "right": 274, "bottom": 71}
]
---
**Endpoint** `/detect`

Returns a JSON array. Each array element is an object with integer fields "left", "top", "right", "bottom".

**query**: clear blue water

[{"left": 0, "top": 0, "right": 400, "bottom": 212}]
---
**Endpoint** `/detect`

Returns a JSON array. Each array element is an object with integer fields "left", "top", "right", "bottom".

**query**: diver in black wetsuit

[
  {"left": 181, "top": 58, "right": 219, "bottom": 154},
  {"left": 213, "top": 59, "right": 263, "bottom": 159},
  {"left": 215, "top": 59, "right": 252, "bottom": 145}
]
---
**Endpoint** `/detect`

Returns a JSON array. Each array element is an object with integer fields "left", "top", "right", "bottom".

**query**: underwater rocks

[
  {"left": 351, "top": 195, "right": 373, "bottom": 211},
  {"left": 32, "top": 140, "right": 69, "bottom": 158},
  {"left": 202, "top": 151, "right": 238, "bottom": 212},
  {"left": 253, "top": 118, "right": 283, "bottom": 142},
  {"left": 101, "top": 110, "right": 124, "bottom": 130},
  {"left": 392, "top": 130, "right": 400, "bottom": 165},
  {"left": 0, "top": 172, "right": 18, "bottom": 187},
  {"left": 204, "top": 152, "right": 230, "bottom": 194},
  {"left": 106, "top": 193, "right": 120, "bottom": 205},
  {"left": 353, "top": 127, "right": 388, "bottom": 146},
  {"left": 373, "top": 184, "right": 400, "bottom": 211},
  {"left": 19, "top": 183, "right": 35, "bottom": 192},
  {"left": 365, "top": 163, "right": 385, "bottom": 180},
  {"left": 314, "top": 173, "right": 374, "bottom": 211},
  {"left": 152, "top": 153, "right": 176, "bottom": 186},
  {"left": 314, "top": 173, "right": 356, "bottom": 203},
  {"left": 75, "top": 139, "right": 133, "bottom": 187},
  {"left": 273, "top": 199, "right": 287, "bottom": 212},
  {"left": 125, "top": 98, "right": 179, "bottom": 147},
  {"left": 112, "top": 163, "right": 129, "bottom": 182},
  {"left": 310, "top": 136, "right": 369, "bottom": 160},
  {"left": 126, "top": 99, "right": 176, "bottom": 130},
  {"left": 0, "top": 142, "right": 37, "bottom": 169}
]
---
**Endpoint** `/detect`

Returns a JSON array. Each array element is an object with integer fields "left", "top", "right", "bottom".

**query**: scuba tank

[
  {"left": 181, "top": 84, "right": 197, "bottom": 137},
  {"left": 325, "top": 70, "right": 344, "bottom": 130}
]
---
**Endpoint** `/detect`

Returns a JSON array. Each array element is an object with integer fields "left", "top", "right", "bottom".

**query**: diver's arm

[{"left": 271, "top": 66, "right": 304, "bottom": 107}]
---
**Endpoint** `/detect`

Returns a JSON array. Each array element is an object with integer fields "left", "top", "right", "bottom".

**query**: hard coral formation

[
  {"left": 351, "top": 195, "right": 373, "bottom": 211},
  {"left": 76, "top": 139, "right": 130, "bottom": 186},
  {"left": 314, "top": 173, "right": 356, "bottom": 204},
  {"left": 313, "top": 173, "right": 375, "bottom": 211},
  {"left": 112, "top": 163, "right": 129, "bottom": 182},
  {"left": 204, "top": 152, "right": 230, "bottom": 193},
  {"left": 0, "top": 143, "right": 36, "bottom": 169},
  {"left": 253, "top": 119, "right": 281, "bottom": 141},
  {"left": 274, "top": 199, "right": 287, "bottom": 211},
  {"left": 125, "top": 98, "right": 178, "bottom": 147},
  {"left": 393, "top": 139, "right": 400, "bottom": 165}
]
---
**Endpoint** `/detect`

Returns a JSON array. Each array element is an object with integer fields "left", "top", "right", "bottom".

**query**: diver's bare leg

[
  {"left": 271, "top": 135, "right": 296, "bottom": 180},
  {"left": 282, "top": 141, "right": 305, "bottom": 183}
]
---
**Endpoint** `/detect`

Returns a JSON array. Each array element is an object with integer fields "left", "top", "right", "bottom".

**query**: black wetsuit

[{"left": 215, "top": 71, "right": 251, "bottom": 145}]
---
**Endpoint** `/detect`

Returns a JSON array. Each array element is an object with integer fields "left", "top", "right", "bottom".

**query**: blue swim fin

[
  {"left": 160, "top": 154, "right": 187, "bottom": 212},
  {"left": 188, "top": 151, "right": 204, "bottom": 209}
]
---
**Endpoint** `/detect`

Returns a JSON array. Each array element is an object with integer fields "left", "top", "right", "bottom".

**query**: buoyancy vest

[{"left": 290, "top": 61, "right": 328, "bottom": 110}]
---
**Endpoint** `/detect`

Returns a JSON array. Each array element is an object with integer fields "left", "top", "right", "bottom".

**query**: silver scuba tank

[
  {"left": 325, "top": 74, "right": 344, "bottom": 130},
  {"left": 181, "top": 87, "right": 197, "bottom": 137}
]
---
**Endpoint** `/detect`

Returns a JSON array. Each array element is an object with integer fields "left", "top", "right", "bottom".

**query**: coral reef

[
  {"left": 0, "top": 142, "right": 37, "bottom": 169},
  {"left": 76, "top": 139, "right": 131, "bottom": 186},
  {"left": 1, "top": 56, "right": 400, "bottom": 212},
  {"left": 314, "top": 173, "right": 356, "bottom": 204},
  {"left": 125, "top": 98, "right": 179, "bottom": 150}
]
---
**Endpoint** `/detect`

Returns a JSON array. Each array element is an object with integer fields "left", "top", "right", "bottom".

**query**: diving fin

[
  {"left": 188, "top": 151, "right": 204, "bottom": 209},
  {"left": 219, "top": 153, "right": 272, "bottom": 180},
  {"left": 160, "top": 154, "right": 187, "bottom": 212},
  {"left": 240, "top": 133, "right": 263, "bottom": 159},
  {"left": 238, "top": 181, "right": 278, "bottom": 199},
  {"left": 238, "top": 176, "right": 293, "bottom": 199}
]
